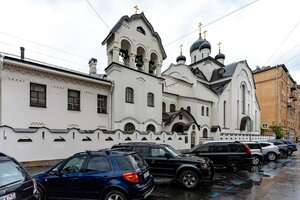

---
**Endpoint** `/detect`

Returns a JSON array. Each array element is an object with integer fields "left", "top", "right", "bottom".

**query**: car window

[
  {"left": 197, "top": 145, "right": 212, "bottom": 153},
  {"left": 86, "top": 156, "right": 111, "bottom": 172},
  {"left": 228, "top": 144, "right": 240, "bottom": 152},
  {"left": 150, "top": 148, "right": 166, "bottom": 157},
  {"left": 246, "top": 143, "right": 261, "bottom": 149},
  {"left": 115, "top": 156, "right": 134, "bottom": 170},
  {"left": 128, "top": 153, "right": 148, "bottom": 170},
  {"left": 134, "top": 146, "right": 150, "bottom": 157},
  {"left": 273, "top": 141, "right": 283, "bottom": 145},
  {"left": 0, "top": 161, "right": 28, "bottom": 188},
  {"left": 213, "top": 145, "right": 228, "bottom": 152},
  {"left": 260, "top": 143, "right": 270, "bottom": 147},
  {"left": 61, "top": 156, "right": 86, "bottom": 174}
]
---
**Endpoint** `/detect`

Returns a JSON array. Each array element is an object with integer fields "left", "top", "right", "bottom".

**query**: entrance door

[{"left": 191, "top": 131, "right": 196, "bottom": 148}]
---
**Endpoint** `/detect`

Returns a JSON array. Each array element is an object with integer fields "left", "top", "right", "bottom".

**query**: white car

[
  {"left": 243, "top": 142, "right": 264, "bottom": 165},
  {"left": 259, "top": 142, "right": 280, "bottom": 161}
]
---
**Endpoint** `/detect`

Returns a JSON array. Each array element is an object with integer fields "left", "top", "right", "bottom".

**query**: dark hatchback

[
  {"left": 182, "top": 141, "right": 253, "bottom": 173},
  {"left": 33, "top": 150, "right": 154, "bottom": 200},
  {"left": 112, "top": 142, "right": 214, "bottom": 189},
  {"left": 0, "top": 152, "right": 38, "bottom": 200}
]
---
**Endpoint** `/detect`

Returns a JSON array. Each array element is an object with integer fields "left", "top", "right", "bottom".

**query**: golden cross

[
  {"left": 179, "top": 44, "right": 183, "bottom": 54},
  {"left": 134, "top": 5, "right": 139, "bottom": 14},
  {"left": 218, "top": 42, "right": 222, "bottom": 52},
  {"left": 198, "top": 22, "right": 202, "bottom": 36},
  {"left": 203, "top": 30, "right": 207, "bottom": 40}
]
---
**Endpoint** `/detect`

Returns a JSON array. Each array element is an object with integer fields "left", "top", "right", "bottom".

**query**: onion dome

[
  {"left": 176, "top": 54, "right": 186, "bottom": 62},
  {"left": 199, "top": 40, "right": 211, "bottom": 51},
  {"left": 189, "top": 35, "right": 204, "bottom": 53},
  {"left": 215, "top": 52, "right": 225, "bottom": 60}
]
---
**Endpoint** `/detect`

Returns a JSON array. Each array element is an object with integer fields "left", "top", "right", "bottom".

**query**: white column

[
  {"left": 112, "top": 47, "right": 119, "bottom": 63},
  {"left": 144, "top": 59, "right": 149, "bottom": 73}
]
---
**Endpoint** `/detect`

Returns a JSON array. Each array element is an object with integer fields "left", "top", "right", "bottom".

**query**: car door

[
  {"left": 211, "top": 144, "right": 229, "bottom": 167},
  {"left": 45, "top": 155, "right": 87, "bottom": 199}
]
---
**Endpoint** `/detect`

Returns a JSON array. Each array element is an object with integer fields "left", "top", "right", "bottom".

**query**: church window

[
  {"left": 68, "top": 89, "right": 80, "bottom": 111},
  {"left": 242, "top": 84, "right": 246, "bottom": 114},
  {"left": 170, "top": 104, "right": 176, "bottom": 112},
  {"left": 194, "top": 55, "right": 196, "bottom": 62},
  {"left": 201, "top": 106, "right": 204, "bottom": 116},
  {"left": 125, "top": 87, "right": 134, "bottom": 103},
  {"left": 206, "top": 107, "right": 209, "bottom": 116},
  {"left": 147, "top": 93, "right": 154, "bottom": 107},
  {"left": 136, "top": 26, "right": 146, "bottom": 35},
  {"left": 187, "top": 106, "right": 191, "bottom": 113},
  {"left": 97, "top": 95, "right": 107, "bottom": 113},
  {"left": 223, "top": 101, "right": 227, "bottom": 127},
  {"left": 124, "top": 123, "right": 135, "bottom": 132},
  {"left": 203, "top": 128, "right": 208, "bottom": 138},
  {"left": 30, "top": 83, "right": 46, "bottom": 107},
  {"left": 162, "top": 102, "right": 166, "bottom": 113},
  {"left": 146, "top": 124, "right": 156, "bottom": 132}
]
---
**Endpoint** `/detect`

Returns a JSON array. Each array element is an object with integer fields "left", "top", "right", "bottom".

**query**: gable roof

[{"left": 101, "top": 12, "right": 167, "bottom": 60}]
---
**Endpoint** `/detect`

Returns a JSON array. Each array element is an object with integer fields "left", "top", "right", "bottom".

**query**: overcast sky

[{"left": 1, "top": 0, "right": 300, "bottom": 82}]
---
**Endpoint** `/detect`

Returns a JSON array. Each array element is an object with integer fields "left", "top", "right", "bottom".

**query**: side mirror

[
  {"left": 49, "top": 168, "right": 61, "bottom": 176},
  {"left": 165, "top": 153, "right": 171, "bottom": 159}
]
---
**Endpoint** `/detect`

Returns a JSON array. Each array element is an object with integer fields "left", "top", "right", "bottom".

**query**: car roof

[
  {"left": 202, "top": 140, "right": 241, "bottom": 144},
  {"left": 73, "top": 149, "right": 136, "bottom": 157}
]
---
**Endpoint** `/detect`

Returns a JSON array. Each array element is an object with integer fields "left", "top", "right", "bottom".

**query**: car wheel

[
  {"left": 279, "top": 150, "right": 285, "bottom": 158},
  {"left": 36, "top": 186, "right": 46, "bottom": 200},
  {"left": 104, "top": 190, "right": 127, "bottom": 200},
  {"left": 267, "top": 152, "right": 276, "bottom": 161},
  {"left": 287, "top": 149, "right": 293, "bottom": 156},
  {"left": 179, "top": 170, "right": 199, "bottom": 189},
  {"left": 227, "top": 161, "right": 241, "bottom": 173},
  {"left": 252, "top": 155, "right": 260, "bottom": 166}
]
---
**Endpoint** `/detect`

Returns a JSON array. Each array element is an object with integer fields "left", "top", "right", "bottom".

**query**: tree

[{"left": 269, "top": 124, "right": 284, "bottom": 139}]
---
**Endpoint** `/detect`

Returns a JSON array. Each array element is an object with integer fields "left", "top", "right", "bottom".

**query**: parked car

[
  {"left": 111, "top": 142, "right": 214, "bottom": 189},
  {"left": 242, "top": 142, "right": 264, "bottom": 165},
  {"left": 181, "top": 141, "right": 253, "bottom": 173},
  {"left": 269, "top": 140, "right": 292, "bottom": 156},
  {"left": 259, "top": 142, "right": 281, "bottom": 161},
  {"left": 0, "top": 152, "right": 38, "bottom": 200},
  {"left": 33, "top": 149, "right": 154, "bottom": 200},
  {"left": 282, "top": 139, "right": 297, "bottom": 154}
]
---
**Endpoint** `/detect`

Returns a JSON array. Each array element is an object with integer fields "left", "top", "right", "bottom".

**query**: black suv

[
  {"left": 111, "top": 142, "right": 214, "bottom": 189},
  {"left": 34, "top": 149, "right": 154, "bottom": 200},
  {"left": 0, "top": 152, "right": 38, "bottom": 200},
  {"left": 182, "top": 141, "right": 253, "bottom": 173}
]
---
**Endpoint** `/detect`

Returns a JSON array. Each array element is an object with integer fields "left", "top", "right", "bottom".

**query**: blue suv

[{"left": 33, "top": 149, "right": 154, "bottom": 200}]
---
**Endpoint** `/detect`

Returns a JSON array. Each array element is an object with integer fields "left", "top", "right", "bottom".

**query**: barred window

[
  {"left": 30, "top": 83, "right": 46, "bottom": 107},
  {"left": 125, "top": 87, "right": 134, "bottom": 103},
  {"left": 124, "top": 123, "right": 135, "bottom": 132},
  {"left": 146, "top": 124, "right": 156, "bottom": 132},
  {"left": 147, "top": 93, "right": 154, "bottom": 107},
  {"left": 68, "top": 89, "right": 80, "bottom": 111},
  {"left": 170, "top": 104, "right": 176, "bottom": 112},
  {"left": 97, "top": 95, "right": 107, "bottom": 113}
]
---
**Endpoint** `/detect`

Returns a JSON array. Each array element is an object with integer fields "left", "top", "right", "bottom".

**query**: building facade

[
  {"left": 0, "top": 12, "right": 267, "bottom": 162},
  {"left": 253, "top": 65, "right": 300, "bottom": 139}
]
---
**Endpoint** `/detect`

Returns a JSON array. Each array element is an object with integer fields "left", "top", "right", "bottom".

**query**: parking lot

[{"left": 25, "top": 145, "right": 300, "bottom": 200}]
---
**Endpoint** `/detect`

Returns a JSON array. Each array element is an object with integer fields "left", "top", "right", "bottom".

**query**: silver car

[
  {"left": 259, "top": 142, "right": 280, "bottom": 161},
  {"left": 243, "top": 142, "right": 264, "bottom": 165}
]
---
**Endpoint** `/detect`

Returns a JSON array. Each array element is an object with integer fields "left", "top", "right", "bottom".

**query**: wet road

[{"left": 26, "top": 146, "right": 300, "bottom": 200}]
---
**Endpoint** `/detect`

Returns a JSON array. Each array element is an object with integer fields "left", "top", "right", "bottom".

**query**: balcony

[{"left": 290, "top": 84, "right": 297, "bottom": 91}]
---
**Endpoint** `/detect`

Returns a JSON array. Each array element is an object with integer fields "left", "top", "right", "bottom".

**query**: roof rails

[{"left": 118, "top": 142, "right": 156, "bottom": 145}]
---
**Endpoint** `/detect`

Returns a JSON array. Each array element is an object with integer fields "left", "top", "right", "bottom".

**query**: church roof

[
  {"left": 162, "top": 109, "right": 200, "bottom": 128},
  {"left": 210, "top": 62, "right": 239, "bottom": 82},
  {"left": 101, "top": 12, "right": 167, "bottom": 59},
  {"left": 207, "top": 80, "right": 231, "bottom": 95}
]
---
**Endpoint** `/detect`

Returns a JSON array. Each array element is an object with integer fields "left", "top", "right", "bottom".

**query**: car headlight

[{"left": 200, "top": 163, "right": 209, "bottom": 169}]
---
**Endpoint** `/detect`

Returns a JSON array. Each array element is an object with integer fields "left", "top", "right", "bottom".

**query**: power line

[
  {"left": 165, "top": 0, "right": 259, "bottom": 47},
  {"left": 264, "top": 20, "right": 300, "bottom": 66},
  {"left": 86, "top": 0, "right": 110, "bottom": 30},
  {"left": 273, "top": 43, "right": 300, "bottom": 63}
]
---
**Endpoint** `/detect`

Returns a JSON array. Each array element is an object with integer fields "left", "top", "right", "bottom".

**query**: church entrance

[{"left": 171, "top": 122, "right": 184, "bottom": 133}]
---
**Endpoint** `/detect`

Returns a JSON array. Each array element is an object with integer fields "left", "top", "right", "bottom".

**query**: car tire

[
  {"left": 104, "top": 190, "right": 127, "bottom": 200},
  {"left": 252, "top": 155, "right": 260, "bottom": 166},
  {"left": 36, "top": 186, "right": 46, "bottom": 200},
  {"left": 227, "top": 161, "right": 241, "bottom": 173},
  {"left": 179, "top": 170, "right": 200, "bottom": 189},
  {"left": 279, "top": 150, "right": 285, "bottom": 158},
  {"left": 287, "top": 149, "right": 293, "bottom": 156},
  {"left": 267, "top": 152, "right": 276, "bottom": 161}
]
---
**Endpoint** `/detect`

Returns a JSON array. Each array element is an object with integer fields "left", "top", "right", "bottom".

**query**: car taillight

[
  {"left": 243, "top": 144, "right": 252, "bottom": 156},
  {"left": 260, "top": 147, "right": 263, "bottom": 153},
  {"left": 122, "top": 172, "right": 139, "bottom": 183}
]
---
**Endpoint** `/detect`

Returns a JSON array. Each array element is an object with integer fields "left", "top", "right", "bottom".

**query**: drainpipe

[
  {"left": 275, "top": 64, "right": 278, "bottom": 125},
  {"left": 0, "top": 54, "right": 4, "bottom": 125},
  {"left": 109, "top": 82, "right": 115, "bottom": 131}
]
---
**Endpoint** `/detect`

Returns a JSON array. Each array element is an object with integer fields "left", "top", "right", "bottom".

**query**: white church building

[{"left": 0, "top": 12, "right": 271, "bottom": 162}]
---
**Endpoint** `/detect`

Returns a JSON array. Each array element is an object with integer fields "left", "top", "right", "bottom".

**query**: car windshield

[
  {"left": 164, "top": 145, "right": 181, "bottom": 156},
  {"left": 190, "top": 143, "right": 202, "bottom": 152},
  {"left": 164, "top": 146, "right": 180, "bottom": 157},
  {"left": 128, "top": 153, "right": 148, "bottom": 170},
  {"left": 0, "top": 161, "right": 27, "bottom": 188}
]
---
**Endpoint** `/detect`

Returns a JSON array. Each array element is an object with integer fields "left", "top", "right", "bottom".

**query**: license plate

[
  {"left": 143, "top": 171, "right": 150, "bottom": 179},
  {"left": 0, "top": 192, "right": 16, "bottom": 200}
]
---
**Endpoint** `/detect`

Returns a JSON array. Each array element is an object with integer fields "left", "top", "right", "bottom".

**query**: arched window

[
  {"left": 147, "top": 93, "right": 154, "bottom": 107},
  {"left": 146, "top": 124, "right": 156, "bottom": 132},
  {"left": 241, "top": 84, "right": 246, "bottom": 114},
  {"left": 187, "top": 106, "right": 191, "bottom": 113},
  {"left": 162, "top": 102, "right": 166, "bottom": 113},
  {"left": 223, "top": 101, "right": 227, "bottom": 127},
  {"left": 124, "top": 123, "right": 135, "bottom": 132},
  {"left": 194, "top": 55, "right": 196, "bottom": 62},
  {"left": 203, "top": 128, "right": 208, "bottom": 138},
  {"left": 201, "top": 106, "right": 204, "bottom": 116},
  {"left": 125, "top": 87, "right": 134, "bottom": 103},
  {"left": 170, "top": 104, "right": 176, "bottom": 112},
  {"left": 206, "top": 107, "right": 209, "bottom": 116}
]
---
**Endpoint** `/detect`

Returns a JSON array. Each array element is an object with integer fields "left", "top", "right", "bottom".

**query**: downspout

[
  {"left": 109, "top": 81, "right": 115, "bottom": 131},
  {"left": 0, "top": 54, "right": 4, "bottom": 126},
  {"left": 275, "top": 64, "right": 278, "bottom": 125}
]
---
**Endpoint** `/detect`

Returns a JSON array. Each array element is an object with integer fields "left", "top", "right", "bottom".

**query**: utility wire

[
  {"left": 264, "top": 20, "right": 300, "bottom": 66},
  {"left": 165, "top": 0, "right": 259, "bottom": 47},
  {"left": 273, "top": 43, "right": 300, "bottom": 63},
  {"left": 86, "top": 0, "right": 110, "bottom": 30}
]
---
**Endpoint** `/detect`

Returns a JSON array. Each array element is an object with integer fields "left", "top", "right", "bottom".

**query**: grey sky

[{"left": 1, "top": 0, "right": 300, "bottom": 82}]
